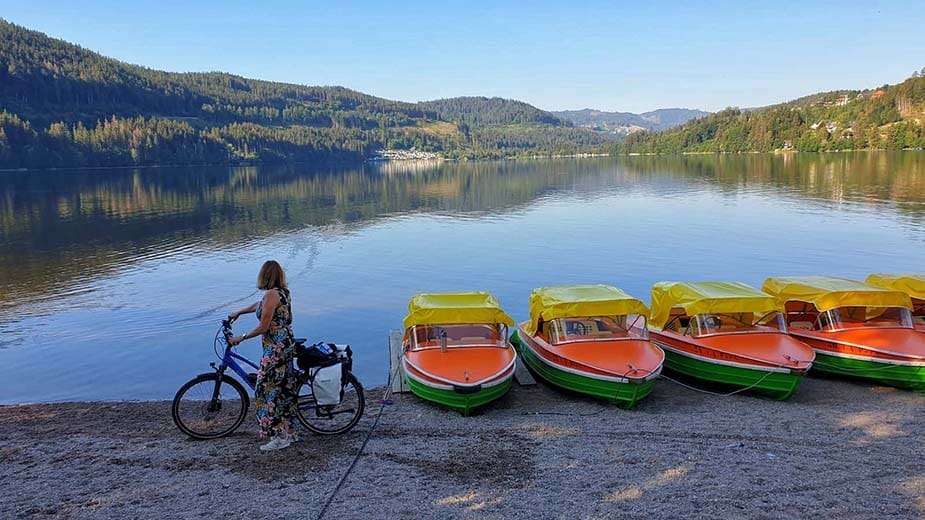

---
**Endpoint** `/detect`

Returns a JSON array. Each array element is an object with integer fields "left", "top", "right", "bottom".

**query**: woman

[{"left": 228, "top": 260, "right": 298, "bottom": 451}]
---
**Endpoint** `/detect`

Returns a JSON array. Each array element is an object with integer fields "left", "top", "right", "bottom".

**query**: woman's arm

[
  {"left": 229, "top": 290, "right": 280, "bottom": 345},
  {"left": 228, "top": 301, "right": 259, "bottom": 322}
]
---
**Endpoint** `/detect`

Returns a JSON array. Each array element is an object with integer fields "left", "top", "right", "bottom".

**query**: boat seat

[{"left": 790, "top": 321, "right": 813, "bottom": 330}]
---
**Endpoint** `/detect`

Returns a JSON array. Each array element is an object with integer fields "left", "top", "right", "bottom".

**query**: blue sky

[{"left": 2, "top": 1, "right": 924, "bottom": 112}]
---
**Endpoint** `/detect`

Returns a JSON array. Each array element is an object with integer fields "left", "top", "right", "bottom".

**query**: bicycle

[{"left": 172, "top": 319, "right": 365, "bottom": 439}]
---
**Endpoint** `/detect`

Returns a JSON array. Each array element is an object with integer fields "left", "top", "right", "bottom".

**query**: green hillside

[
  {"left": 420, "top": 97, "right": 567, "bottom": 127},
  {"left": 616, "top": 76, "right": 925, "bottom": 154},
  {"left": 0, "top": 20, "right": 604, "bottom": 168}
]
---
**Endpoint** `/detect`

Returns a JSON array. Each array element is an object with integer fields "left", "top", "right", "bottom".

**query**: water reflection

[
  {"left": 0, "top": 159, "right": 647, "bottom": 318},
  {"left": 1, "top": 152, "right": 924, "bottom": 402}
]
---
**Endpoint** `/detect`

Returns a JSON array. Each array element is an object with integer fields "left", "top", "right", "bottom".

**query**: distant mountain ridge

[{"left": 553, "top": 108, "right": 710, "bottom": 136}]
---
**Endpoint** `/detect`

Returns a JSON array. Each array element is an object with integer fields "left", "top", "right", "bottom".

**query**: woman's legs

[
  {"left": 255, "top": 342, "right": 294, "bottom": 439},
  {"left": 277, "top": 359, "right": 299, "bottom": 437}
]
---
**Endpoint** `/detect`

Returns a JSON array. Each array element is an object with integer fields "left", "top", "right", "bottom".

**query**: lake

[{"left": 2, "top": 152, "right": 924, "bottom": 403}]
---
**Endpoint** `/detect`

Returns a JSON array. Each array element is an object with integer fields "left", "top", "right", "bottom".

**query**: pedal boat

[
  {"left": 763, "top": 276, "right": 925, "bottom": 391},
  {"left": 866, "top": 273, "right": 925, "bottom": 332},
  {"left": 401, "top": 292, "right": 517, "bottom": 415},
  {"left": 648, "top": 281, "right": 815, "bottom": 400},
  {"left": 511, "top": 285, "right": 664, "bottom": 408}
]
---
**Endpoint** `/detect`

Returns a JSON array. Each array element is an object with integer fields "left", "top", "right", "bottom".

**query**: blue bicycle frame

[
  {"left": 208, "top": 319, "right": 261, "bottom": 391},
  {"left": 221, "top": 346, "right": 261, "bottom": 390}
]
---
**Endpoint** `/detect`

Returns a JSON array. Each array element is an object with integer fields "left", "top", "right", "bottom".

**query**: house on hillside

[
  {"left": 871, "top": 89, "right": 886, "bottom": 100},
  {"left": 835, "top": 94, "right": 851, "bottom": 106},
  {"left": 810, "top": 121, "right": 838, "bottom": 133}
]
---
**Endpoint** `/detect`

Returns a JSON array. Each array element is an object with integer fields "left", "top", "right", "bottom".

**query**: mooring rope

[
  {"left": 811, "top": 358, "right": 922, "bottom": 373},
  {"left": 657, "top": 369, "right": 777, "bottom": 397},
  {"left": 314, "top": 363, "right": 400, "bottom": 520}
]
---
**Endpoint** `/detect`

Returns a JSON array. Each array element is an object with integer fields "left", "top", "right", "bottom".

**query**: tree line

[{"left": 0, "top": 110, "right": 609, "bottom": 168}]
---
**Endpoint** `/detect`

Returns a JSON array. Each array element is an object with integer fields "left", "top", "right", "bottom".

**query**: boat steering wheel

[{"left": 570, "top": 322, "right": 589, "bottom": 335}]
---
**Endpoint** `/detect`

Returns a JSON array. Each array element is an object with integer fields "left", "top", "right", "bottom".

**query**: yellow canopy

[
  {"left": 403, "top": 292, "right": 514, "bottom": 329},
  {"left": 526, "top": 285, "right": 649, "bottom": 336},
  {"left": 762, "top": 276, "right": 912, "bottom": 311},
  {"left": 865, "top": 273, "right": 925, "bottom": 301},
  {"left": 649, "top": 281, "right": 781, "bottom": 331}
]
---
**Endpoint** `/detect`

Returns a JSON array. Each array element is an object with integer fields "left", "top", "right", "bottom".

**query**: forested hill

[
  {"left": 0, "top": 20, "right": 605, "bottom": 168},
  {"left": 420, "top": 97, "right": 567, "bottom": 128},
  {"left": 615, "top": 75, "right": 925, "bottom": 154}
]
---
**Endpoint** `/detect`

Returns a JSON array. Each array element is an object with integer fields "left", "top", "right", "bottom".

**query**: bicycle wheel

[
  {"left": 296, "top": 372, "right": 365, "bottom": 435},
  {"left": 172, "top": 373, "right": 250, "bottom": 439}
]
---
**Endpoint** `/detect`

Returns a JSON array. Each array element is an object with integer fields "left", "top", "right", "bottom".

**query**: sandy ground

[{"left": 2, "top": 375, "right": 924, "bottom": 520}]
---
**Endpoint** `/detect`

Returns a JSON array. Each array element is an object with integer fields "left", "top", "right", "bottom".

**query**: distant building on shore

[{"left": 372, "top": 148, "right": 442, "bottom": 161}]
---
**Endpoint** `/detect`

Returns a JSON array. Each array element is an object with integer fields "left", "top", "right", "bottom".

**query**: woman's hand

[
  {"left": 228, "top": 335, "right": 246, "bottom": 346},
  {"left": 228, "top": 301, "right": 258, "bottom": 323}
]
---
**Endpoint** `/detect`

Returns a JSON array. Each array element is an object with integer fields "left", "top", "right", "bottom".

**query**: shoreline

[
  {"left": 4, "top": 149, "right": 923, "bottom": 174},
  {"left": 2, "top": 377, "right": 923, "bottom": 519}
]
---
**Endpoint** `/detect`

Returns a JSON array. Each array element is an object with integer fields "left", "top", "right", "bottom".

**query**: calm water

[{"left": 2, "top": 152, "right": 925, "bottom": 403}]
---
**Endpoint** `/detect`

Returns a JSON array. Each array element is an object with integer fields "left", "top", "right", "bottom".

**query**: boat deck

[
  {"left": 789, "top": 327, "right": 925, "bottom": 360},
  {"left": 653, "top": 329, "right": 814, "bottom": 369},
  {"left": 404, "top": 345, "right": 516, "bottom": 386}
]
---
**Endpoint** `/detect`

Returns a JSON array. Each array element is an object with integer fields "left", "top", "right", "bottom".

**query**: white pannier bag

[{"left": 312, "top": 362, "right": 343, "bottom": 406}]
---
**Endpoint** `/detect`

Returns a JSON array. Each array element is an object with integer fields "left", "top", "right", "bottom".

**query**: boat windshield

[
  {"left": 911, "top": 299, "right": 925, "bottom": 325},
  {"left": 816, "top": 306, "right": 913, "bottom": 331},
  {"left": 685, "top": 311, "right": 786, "bottom": 337},
  {"left": 409, "top": 323, "right": 508, "bottom": 350},
  {"left": 546, "top": 315, "right": 648, "bottom": 345}
]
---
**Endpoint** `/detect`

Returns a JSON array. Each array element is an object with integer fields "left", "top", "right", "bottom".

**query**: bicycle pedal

[{"left": 378, "top": 399, "right": 393, "bottom": 405}]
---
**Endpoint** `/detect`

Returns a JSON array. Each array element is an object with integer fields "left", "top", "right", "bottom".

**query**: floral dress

[{"left": 254, "top": 287, "right": 298, "bottom": 438}]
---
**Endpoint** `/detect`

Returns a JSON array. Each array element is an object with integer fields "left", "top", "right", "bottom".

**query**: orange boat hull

[
  {"left": 785, "top": 327, "right": 925, "bottom": 390},
  {"left": 787, "top": 327, "right": 925, "bottom": 364},
  {"left": 650, "top": 330, "right": 814, "bottom": 372},
  {"left": 516, "top": 322, "right": 663, "bottom": 382},
  {"left": 403, "top": 346, "right": 516, "bottom": 389},
  {"left": 401, "top": 341, "right": 517, "bottom": 414},
  {"left": 649, "top": 330, "right": 814, "bottom": 399}
]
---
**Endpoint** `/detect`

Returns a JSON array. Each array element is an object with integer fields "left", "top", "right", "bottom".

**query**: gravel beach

[{"left": 2, "top": 375, "right": 924, "bottom": 519}]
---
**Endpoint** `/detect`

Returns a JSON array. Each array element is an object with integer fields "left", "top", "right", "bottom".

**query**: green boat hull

[
  {"left": 659, "top": 347, "right": 803, "bottom": 400},
  {"left": 404, "top": 371, "right": 512, "bottom": 416},
  {"left": 810, "top": 352, "right": 925, "bottom": 391},
  {"left": 512, "top": 331, "right": 656, "bottom": 409}
]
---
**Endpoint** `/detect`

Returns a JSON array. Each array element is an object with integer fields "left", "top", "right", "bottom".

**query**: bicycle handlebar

[{"left": 221, "top": 319, "right": 234, "bottom": 340}]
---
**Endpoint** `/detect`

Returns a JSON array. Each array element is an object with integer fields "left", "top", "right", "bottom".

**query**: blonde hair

[{"left": 256, "top": 260, "right": 287, "bottom": 290}]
